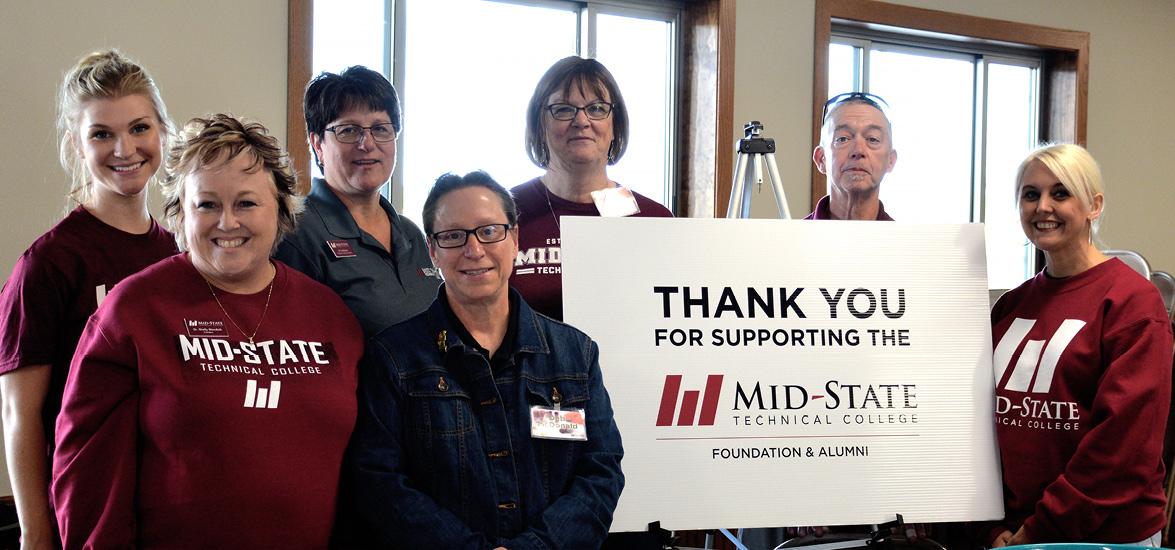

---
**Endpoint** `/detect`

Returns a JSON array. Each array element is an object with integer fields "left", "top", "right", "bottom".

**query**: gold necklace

[
  {"left": 204, "top": 276, "right": 275, "bottom": 345},
  {"left": 541, "top": 180, "right": 561, "bottom": 230}
]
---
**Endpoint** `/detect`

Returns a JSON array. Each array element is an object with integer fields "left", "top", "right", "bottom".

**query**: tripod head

[
  {"left": 739, "top": 120, "right": 775, "bottom": 154},
  {"left": 744, "top": 120, "right": 763, "bottom": 139}
]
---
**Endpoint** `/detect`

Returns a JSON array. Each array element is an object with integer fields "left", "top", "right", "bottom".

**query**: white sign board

[{"left": 561, "top": 217, "right": 1003, "bottom": 532}]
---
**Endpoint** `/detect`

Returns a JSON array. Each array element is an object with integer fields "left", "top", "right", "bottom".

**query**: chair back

[
  {"left": 1102, "top": 249, "right": 1151, "bottom": 279},
  {"left": 1150, "top": 270, "right": 1175, "bottom": 320}
]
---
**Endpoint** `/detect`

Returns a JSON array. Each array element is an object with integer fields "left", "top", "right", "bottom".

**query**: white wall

[{"left": 733, "top": 0, "right": 1175, "bottom": 274}]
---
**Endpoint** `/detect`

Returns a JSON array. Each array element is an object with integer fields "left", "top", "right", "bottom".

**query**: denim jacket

[{"left": 351, "top": 288, "right": 625, "bottom": 549}]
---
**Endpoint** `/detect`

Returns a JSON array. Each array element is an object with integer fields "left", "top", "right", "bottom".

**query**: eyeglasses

[
  {"left": 431, "top": 223, "right": 513, "bottom": 249},
  {"left": 546, "top": 102, "right": 613, "bottom": 121},
  {"left": 325, "top": 123, "right": 397, "bottom": 144},
  {"left": 822, "top": 92, "right": 890, "bottom": 122}
]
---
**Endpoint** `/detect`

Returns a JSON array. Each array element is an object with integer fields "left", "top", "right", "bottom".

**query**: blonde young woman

[
  {"left": 989, "top": 144, "right": 1172, "bottom": 546},
  {"left": 0, "top": 50, "right": 176, "bottom": 548}
]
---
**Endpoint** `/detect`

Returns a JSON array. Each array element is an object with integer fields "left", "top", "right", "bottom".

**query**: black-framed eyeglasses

[
  {"left": 546, "top": 102, "right": 614, "bottom": 121},
  {"left": 822, "top": 92, "right": 890, "bottom": 122},
  {"left": 431, "top": 224, "right": 513, "bottom": 249},
  {"left": 325, "top": 123, "right": 397, "bottom": 144}
]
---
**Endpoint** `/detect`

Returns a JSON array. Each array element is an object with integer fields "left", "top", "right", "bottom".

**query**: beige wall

[
  {"left": 3, "top": 1, "right": 1171, "bottom": 278},
  {"left": 0, "top": 0, "right": 288, "bottom": 497},
  {"left": 734, "top": 0, "right": 1175, "bottom": 274},
  {"left": 0, "top": 0, "right": 288, "bottom": 280}
]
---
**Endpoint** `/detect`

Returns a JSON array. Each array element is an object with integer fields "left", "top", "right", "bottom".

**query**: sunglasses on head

[{"left": 822, "top": 92, "right": 890, "bottom": 121}]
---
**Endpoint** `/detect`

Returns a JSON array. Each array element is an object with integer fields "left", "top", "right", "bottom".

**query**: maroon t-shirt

[
  {"left": 510, "top": 177, "right": 673, "bottom": 320},
  {"left": 0, "top": 206, "right": 177, "bottom": 445},
  {"left": 52, "top": 256, "right": 362, "bottom": 549}
]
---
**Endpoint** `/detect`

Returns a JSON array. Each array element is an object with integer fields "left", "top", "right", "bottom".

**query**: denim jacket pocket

[
  {"left": 404, "top": 369, "right": 479, "bottom": 517},
  {"left": 405, "top": 369, "right": 476, "bottom": 441},
  {"left": 524, "top": 377, "right": 590, "bottom": 409}
]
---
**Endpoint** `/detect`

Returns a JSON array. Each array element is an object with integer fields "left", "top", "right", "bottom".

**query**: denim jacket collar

[{"left": 426, "top": 284, "right": 551, "bottom": 364}]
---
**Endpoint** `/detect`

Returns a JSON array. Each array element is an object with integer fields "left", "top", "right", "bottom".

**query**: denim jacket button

[{"left": 437, "top": 376, "right": 449, "bottom": 392}]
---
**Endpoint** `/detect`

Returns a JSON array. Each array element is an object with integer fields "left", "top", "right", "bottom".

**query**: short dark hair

[
  {"left": 303, "top": 66, "right": 401, "bottom": 168},
  {"left": 422, "top": 171, "right": 518, "bottom": 236},
  {"left": 525, "top": 56, "right": 628, "bottom": 168}
]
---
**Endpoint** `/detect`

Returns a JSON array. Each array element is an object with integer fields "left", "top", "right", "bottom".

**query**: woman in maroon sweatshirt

[
  {"left": 990, "top": 143, "right": 1172, "bottom": 546},
  {"left": 52, "top": 115, "right": 362, "bottom": 549}
]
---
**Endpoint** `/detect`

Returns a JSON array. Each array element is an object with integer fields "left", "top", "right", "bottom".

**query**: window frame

[
  {"left": 827, "top": 34, "right": 1044, "bottom": 224},
  {"left": 286, "top": 0, "right": 736, "bottom": 217},
  {"left": 811, "top": 0, "right": 1090, "bottom": 218}
]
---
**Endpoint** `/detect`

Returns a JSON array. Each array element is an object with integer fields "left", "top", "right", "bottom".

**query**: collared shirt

[
  {"left": 803, "top": 194, "right": 894, "bottom": 221},
  {"left": 275, "top": 178, "right": 441, "bottom": 337},
  {"left": 440, "top": 290, "right": 520, "bottom": 373}
]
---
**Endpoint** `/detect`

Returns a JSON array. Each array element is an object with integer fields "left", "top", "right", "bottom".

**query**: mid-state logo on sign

[
  {"left": 655, "top": 373, "right": 919, "bottom": 429},
  {"left": 657, "top": 374, "right": 724, "bottom": 426}
]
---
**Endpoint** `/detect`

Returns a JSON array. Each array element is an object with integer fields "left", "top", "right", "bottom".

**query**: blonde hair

[
  {"left": 161, "top": 114, "right": 303, "bottom": 252},
  {"left": 1016, "top": 143, "right": 1105, "bottom": 234},
  {"left": 57, "top": 49, "right": 172, "bottom": 211}
]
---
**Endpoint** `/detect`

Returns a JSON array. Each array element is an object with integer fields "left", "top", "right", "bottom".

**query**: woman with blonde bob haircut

[
  {"left": 1012, "top": 143, "right": 1106, "bottom": 241},
  {"left": 0, "top": 50, "right": 177, "bottom": 548},
  {"left": 53, "top": 114, "right": 363, "bottom": 549},
  {"left": 988, "top": 143, "right": 1172, "bottom": 547},
  {"left": 161, "top": 114, "right": 304, "bottom": 254}
]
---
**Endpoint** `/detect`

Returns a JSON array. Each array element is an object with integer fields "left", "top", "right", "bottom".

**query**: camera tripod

[{"left": 726, "top": 121, "right": 792, "bottom": 220}]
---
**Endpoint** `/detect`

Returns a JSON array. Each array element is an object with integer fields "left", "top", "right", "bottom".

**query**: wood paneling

[{"left": 287, "top": 0, "right": 312, "bottom": 195}]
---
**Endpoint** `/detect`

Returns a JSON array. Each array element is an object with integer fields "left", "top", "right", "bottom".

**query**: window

[
  {"left": 310, "top": 0, "right": 682, "bottom": 226},
  {"left": 827, "top": 34, "right": 1041, "bottom": 289},
  {"left": 813, "top": 0, "right": 1090, "bottom": 291}
]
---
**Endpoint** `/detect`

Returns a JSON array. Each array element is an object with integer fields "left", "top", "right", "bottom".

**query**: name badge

[
  {"left": 591, "top": 185, "right": 641, "bottom": 217},
  {"left": 327, "top": 239, "right": 357, "bottom": 258},
  {"left": 530, "top": 405, "right": 587, "bottom": 441}
]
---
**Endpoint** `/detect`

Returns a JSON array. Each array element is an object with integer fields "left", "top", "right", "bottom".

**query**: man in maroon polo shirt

[{"left": 807, "top": 92, "right": 898, "bottom": 221}]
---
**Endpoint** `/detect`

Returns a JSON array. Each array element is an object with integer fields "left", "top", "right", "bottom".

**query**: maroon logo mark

[{"left": 656, "top": 374, "right": 724, "bottom": 426}]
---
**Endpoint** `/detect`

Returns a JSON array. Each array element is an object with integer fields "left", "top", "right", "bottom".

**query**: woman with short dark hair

[
  {"left": 353, "top": 170, "right": 624, "bottom": 549},
  {"left": 277, "top": 65, "right": 440, "bottom": 337}
]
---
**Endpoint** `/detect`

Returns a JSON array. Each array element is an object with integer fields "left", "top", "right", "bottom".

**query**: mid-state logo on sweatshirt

[
  {"left": 514, "top": 240, "right": 561, "bottom": 276},
  {"left": 244, "top": 379, "right": 281, "bottom": 409},
  {"left": 992, "top": 318, "right": 1085, "bottom": 431}
]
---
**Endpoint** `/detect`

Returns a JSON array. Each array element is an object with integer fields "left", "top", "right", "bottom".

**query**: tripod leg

[
  {"left": 743, "top": 154, "right": 761, "bottom": 218},
  {"left": 727, "top": 153, "right": 750, "bottom": 218},
  {"left": 763, "top": 153, "right": 792, "bottom": 220}
]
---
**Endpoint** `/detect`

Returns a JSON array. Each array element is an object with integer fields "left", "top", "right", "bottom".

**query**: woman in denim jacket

[{"left": 351, "top": 170, "right": 624, "bottom": 549}]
